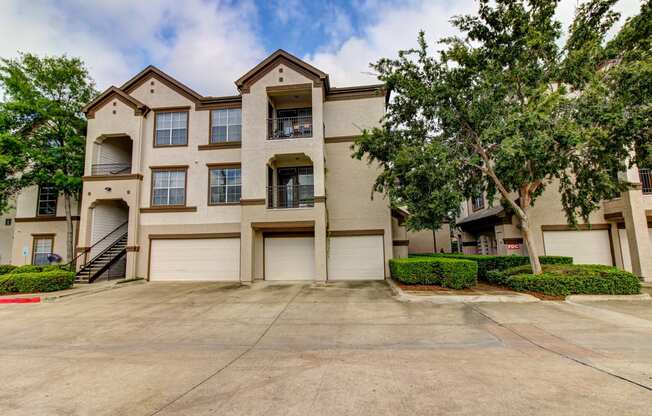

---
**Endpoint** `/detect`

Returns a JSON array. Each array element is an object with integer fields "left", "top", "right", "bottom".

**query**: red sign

[{"left": 506, "top": 243, "right": 521, "bottom": 250}]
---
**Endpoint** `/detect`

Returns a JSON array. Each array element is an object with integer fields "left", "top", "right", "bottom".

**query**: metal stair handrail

[
  {"left": 79, "top": 230, "right": 128, "bottom": 271},
  {"left": 66, "top": 221, "right": 128, "bottom": 269}
]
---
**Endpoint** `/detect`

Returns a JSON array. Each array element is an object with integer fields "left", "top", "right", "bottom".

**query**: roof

[
  {"left": 83, "top": 86, "right": 149, "bottom": 118},
  {"left": 235, "top": 49, "right": 329, "bottom": 92},
  {"left": 84, "top": 50, "right": 387, "bottom": 116},
  {"left": 456, "top": 205, "right": 506, "bottom": 229}
]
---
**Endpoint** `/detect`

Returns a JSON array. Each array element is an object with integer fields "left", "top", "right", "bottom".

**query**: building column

[
  {"left": 125, "top": 202, "right": 140, "bottom": 279},
  {"left": 622, "top": 186, "right": 652, "bottom": 280},
  {"left": 314, "top": 204, "right": 327, "bottom": 282},
  {"left": 240, "top": 223, "right": 254, "bottom": 283}
]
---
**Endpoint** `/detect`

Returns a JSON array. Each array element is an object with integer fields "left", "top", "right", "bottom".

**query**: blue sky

[{"left": 0, "top": 0, "right": 643, "bottom": 96}]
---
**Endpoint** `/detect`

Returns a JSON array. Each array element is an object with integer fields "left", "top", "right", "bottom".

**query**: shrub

[
  {"left": 11, "top": 264, "right": 44, "bottom": 274},
  {"left": 486, "top": 264, "right": 640, "bottom": 296},
  {"left": 0, "top": 270, "right": 75, "bottom": 294},
  {"left": 0, "top": 264, "right": 17, "bottom": 275},
  {"left": 413, "top": 253, "right": 573, "bottom": 279},
  {"left": 390, "top": 257, "right": 478, "bottom": 289}
]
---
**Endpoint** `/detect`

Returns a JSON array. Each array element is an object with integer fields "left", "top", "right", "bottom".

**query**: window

[
  {"left": 155, "top": 111, "right": 188, "bottom": 146},
  {"left": 37, "top": 185, "right": 58, "bottom": 216},
  {"left": 209, "top": 167, "right": 241, "bottom": 204},
  {"left": 211, "top": 108, "right": 241, "bottom": 143},
  {"left": 151, "top": 169, "right": 187, "bottom": 206},
  {"left": 5, "top": 218, "right": 11, "bottom": 226},
  {"left": 32, "top": 236, "right": 54, "bottom": 265},
  {"left": 472, "top": 195, "right": 485, "bottom": 211}
]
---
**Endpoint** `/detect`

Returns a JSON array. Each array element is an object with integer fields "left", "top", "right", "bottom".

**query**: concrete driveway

[{"left": 1, "top": 281, "right": 651, "bottom": 415}]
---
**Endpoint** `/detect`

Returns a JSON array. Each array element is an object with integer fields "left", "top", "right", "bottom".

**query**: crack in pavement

[{"left": 469, "top": 304, "right": 652, "bottom": 392}]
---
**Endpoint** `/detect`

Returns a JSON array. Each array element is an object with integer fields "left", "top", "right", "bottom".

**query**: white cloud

[
  {"left": 0, "top": 0, "right": 644, "bottom": 96},
  {"left": 305, "top": 0, "right": 643, "bottom": 87},
  {"left": 0, "top": 0, "right": 265, "bottom": 95}
]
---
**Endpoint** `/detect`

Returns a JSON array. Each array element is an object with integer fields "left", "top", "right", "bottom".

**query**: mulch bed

[{"left": 397, "top": 281, "right": 564, "bottom": 301}]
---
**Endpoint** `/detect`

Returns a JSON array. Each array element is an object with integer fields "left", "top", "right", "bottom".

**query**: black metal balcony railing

[
  {"left": 640, "top": 168, "right": 652, "bottom": 194},
  {"left": 91, "top": 163, "right": 132, "bottom": 176},
  {"left": 267, "top": 116, "right": 313, "bottom": 140},
  {"left": 267, "top": 185, "right": 314, "bottom": 208}
]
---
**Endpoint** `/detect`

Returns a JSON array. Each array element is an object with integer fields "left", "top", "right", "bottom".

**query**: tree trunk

[
  {"left": 519, "top": 210, "right": 542, "bottom": 275},
  {"left": 432, "top": 228, "right": 438, "bottom": 253},
  {"left": 64, "top": 194, "right": 74, "bottom": 268}
]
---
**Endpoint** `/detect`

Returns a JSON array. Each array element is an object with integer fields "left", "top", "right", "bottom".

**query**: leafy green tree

[
  {"left": 355, "top": 0, "right": 643, "bottom": 274},
  {"left": 0, "top": 53, "right": 96, "bottom": 263}
]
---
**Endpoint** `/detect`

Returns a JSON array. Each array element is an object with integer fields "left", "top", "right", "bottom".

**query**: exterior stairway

[{"left": 75, "top": 226, "right": 128, "bottom": 284}]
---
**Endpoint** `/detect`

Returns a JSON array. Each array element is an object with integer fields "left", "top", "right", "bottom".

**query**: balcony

[
  {"left": 640, "top": 169, "right": 651, "bottom": 194},
  {"left": 91, "top": 163, "right": 132, "bottom": 176},
  {"left": 267, "top": 185, "right": 314, "bottom": 209},
  {"left": 267, "top": 116, "right": 313, "bottom": 140}
]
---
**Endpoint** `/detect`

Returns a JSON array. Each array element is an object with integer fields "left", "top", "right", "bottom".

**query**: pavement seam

[
  {"left": 469, "top": 304, "right": 652, "bottom": 392},
  {"left": 146, "top": 285, "right": 305, "bottom": 416}
]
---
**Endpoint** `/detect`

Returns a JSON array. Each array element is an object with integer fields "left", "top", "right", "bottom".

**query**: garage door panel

[
  {"left": 328, "top": 236, "right": 384, "bottom": 280},
  {"left": 265, "top": 237, "right": 315, "bottom": 280},
  {"left": 543, "top": 230, "right": 612, "bottom": 266},
  {"left": 150, "top": 238, "right": 240, "bottom": 281}
]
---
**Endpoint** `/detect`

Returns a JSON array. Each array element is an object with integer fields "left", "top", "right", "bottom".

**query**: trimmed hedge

[
  {"left": 10, "top": 264, "right": 66, "bottom": 274},
  {"left": 0, "top": 264, "right": 17, "bottom": 275},
  {"left": 0, "top": 270, "right": 75, "bottom": 294},
  {"left": 413, "top": 253, "right": 573, "bottom": 279},
  {"left": 486, "top": 264, "right": 640, "bottom": 296},
  {"left": 390, "top": 257, "right": 478, "bottom": 289}
]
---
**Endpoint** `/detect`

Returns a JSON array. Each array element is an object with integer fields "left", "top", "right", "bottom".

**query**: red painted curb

[{"left": 0, "top": 297, "right": 41, "bottom": 304}]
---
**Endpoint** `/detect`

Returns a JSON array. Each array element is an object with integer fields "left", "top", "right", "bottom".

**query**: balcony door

[{"left": 277, "top": 167, "right": 313, "bottom": 208}]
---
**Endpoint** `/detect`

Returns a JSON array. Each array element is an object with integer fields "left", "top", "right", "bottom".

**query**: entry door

[{"left": 264, "top": 236, "right": 315, "bottom": 280}]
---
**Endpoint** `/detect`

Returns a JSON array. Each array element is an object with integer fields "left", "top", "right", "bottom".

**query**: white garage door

[
  {"left": 543, "top": 230, "right": 612, "bottom": 265},
  {"left": 264, "top": 236, "right": 315, "bottom": 280},
  {"left": 328, "top": 235, "right": 385, "bottom": 280},
  {"left": 150, "top": 238, "right": 240, "bottom": 281}
]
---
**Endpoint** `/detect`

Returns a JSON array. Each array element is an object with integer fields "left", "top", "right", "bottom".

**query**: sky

[{"left": 0, "top": 0, "right": 644, "bottom": 97}]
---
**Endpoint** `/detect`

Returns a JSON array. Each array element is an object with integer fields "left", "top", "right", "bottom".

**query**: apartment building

[
  {"left": 455, "top": 168, "right": 652, "bottom": 280},
  {"left": 64, "top": 49, "right": 428, "bottom": 283}
]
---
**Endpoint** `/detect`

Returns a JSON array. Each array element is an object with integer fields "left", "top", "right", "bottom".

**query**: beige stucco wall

[
  {"left": 324, "top": 97, "right": 385, "bottom": 138},
  {"left": 407, "top": 226, "right": 452, "bottom": 254},
  {"left": 0, "top": 207, "right": 15, "bottom": 264},
  {"left": 15, "top": 186, "right": 80, "bottom": 219},
  {"left": 11, "top": 220, "right": 79, "bottom": 265}
]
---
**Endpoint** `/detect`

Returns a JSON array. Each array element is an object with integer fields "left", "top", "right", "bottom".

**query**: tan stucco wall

[
  {"left": 407, "top": 226, "right": 452, "bottom": 254},
  {"left": 15, "top": 186, "right": 80, "bottom": 219},
  {"left": 324, "top": 97, "right": 385, "bottom": 138},
  {"left": 11, "top": 220, "right": 79, "bottom": 265},
  {"left": 0, "top": 207, "right": 15, "bottom": 264}
]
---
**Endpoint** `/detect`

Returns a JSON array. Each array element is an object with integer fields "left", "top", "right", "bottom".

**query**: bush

[
  {"left": 486, "top": 264, "right": 640, "bottom": 296},
  {"left": 413, "top": 253, "right": 573, "bottom": 279},
  {"left": 0, "top": 264, "right": 17, "bottom": 275},
  {"left": 11, "top": 264, "right": 44, "bottom": 274},
  {"left": 390, "top": 257, "right": 478, "bottom": 289},
  {"left": 0, "top": 270, "right": 75, "bottom": 294}
]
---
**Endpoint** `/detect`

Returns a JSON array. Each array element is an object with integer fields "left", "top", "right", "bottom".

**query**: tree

[
  {"left": 0, "top": 53, "right": 96, "bottom": 264},
  {"left": 355, "top": 0, "right": 639, "bottom": 274}
]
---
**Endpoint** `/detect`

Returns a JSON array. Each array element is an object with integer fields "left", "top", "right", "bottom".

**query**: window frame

[
  {"left": 153, "top": 108, "right": 190, "bottom": 148},
  {"left": 150, "top": 166, "right": 189, "bottom": 207},
  {"left": 472, "top": 195, "right": 485, "bottom": 212},
  {"left": 36, "top": 185, "right": 58, "bottom": 217},
  {"left": 209, "top": 108, "right": 242, "bottom": 144},
  {"left": 207, "top": 163, "right": 242, "bottom": 206},
  {"left": 31, "top": 234, "right": 54, "bottom": 265}
]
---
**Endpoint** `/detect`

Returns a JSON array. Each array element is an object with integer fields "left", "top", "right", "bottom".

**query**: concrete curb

[
  {"left": 566, "top": 293, "right": 651, "bottom": 302},
  {"left": 386, "top": 278, "right": 540, "bottom": 304},
  {"left": 0, "top": 278, "right": 145, "bottom": 303}
]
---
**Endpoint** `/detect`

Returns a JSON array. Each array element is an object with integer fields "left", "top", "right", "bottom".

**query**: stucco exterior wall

[
  {"left": 11, "top": 220, "right": 79, "bottom": 265},
  {"left": 0, "top": 207, "right": 15, "bottom": 264},
  {"left": 324, "top": 97, "right": 385, "bottom": 138},
  {"left": 408, "top": 226, "right": 452, "bottom": 254}
]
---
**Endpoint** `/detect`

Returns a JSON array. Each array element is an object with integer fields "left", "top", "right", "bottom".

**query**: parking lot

[{"left": 1, "top": 281, "right": 651, "bottom": 415}]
